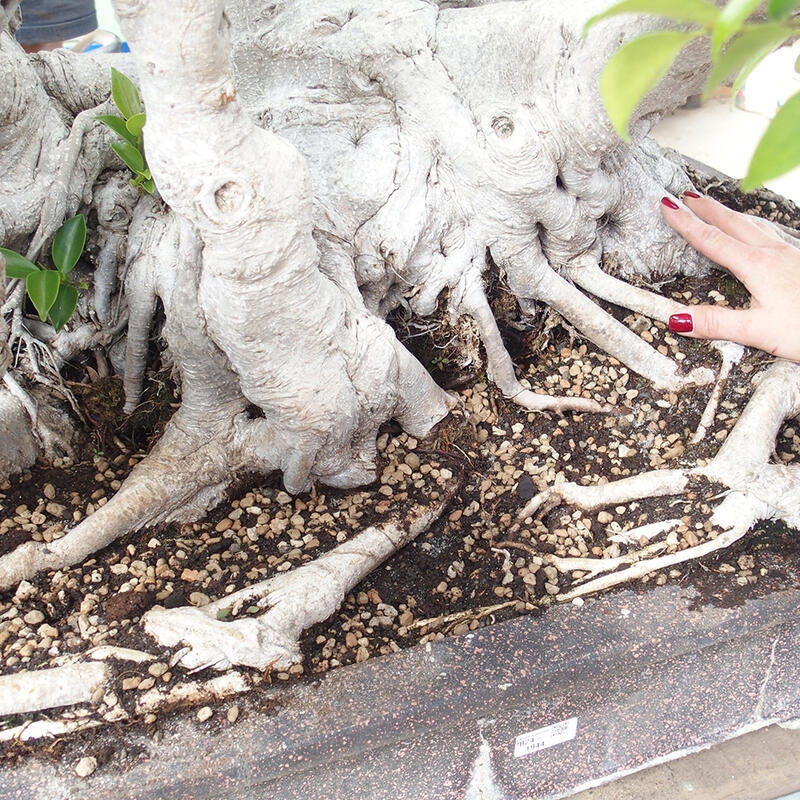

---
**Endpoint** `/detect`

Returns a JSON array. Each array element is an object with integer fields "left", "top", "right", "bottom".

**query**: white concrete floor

[{"left": 572, "top": 724, "right": 800, "bottom": 800}]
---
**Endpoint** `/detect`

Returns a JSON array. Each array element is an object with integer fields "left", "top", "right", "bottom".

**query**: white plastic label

[{"left": 513, "top": 717, "right": 578, "bottom": 758}]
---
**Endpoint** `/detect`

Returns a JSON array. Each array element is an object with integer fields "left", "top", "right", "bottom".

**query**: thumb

[{"left": 669, "top": 305, "right": 757, "bottom": 349}]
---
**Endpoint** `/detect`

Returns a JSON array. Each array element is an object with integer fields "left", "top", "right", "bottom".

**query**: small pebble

[
  {"left": 23, "top": 610, "right": 45, "bottom": 625},
  {"left": 75, "top": 757, "right": 97, "bottom": 778}
]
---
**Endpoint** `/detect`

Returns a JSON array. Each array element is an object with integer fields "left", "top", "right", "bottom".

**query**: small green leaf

[
  {"left": 0, "top": 247, "right": 39, "bottom": 279},
  {"left": 584, "top": 0, "right": 719, "bottom": 35},
  {"left": 110, "top": 67, "right": 142, "bottom": 120},
  {"left": 600, "top": 30, "right": 701, "bottom": 141},
  {"left": 96, "top": 113, "right": 137, "bottom": 146},
  {"left": 125, "top": 112, "right": 146, "bottom": 140},
  {"left": 26, "top": 270, "right": 60, "bottom": 322},
  {"left": 711, "top": 0, "right": 764, "bottom": 55},
  {"left": 704, "top": 23, "right": 795, "bottom": 96},
  {"left": 767, "top": 0, "right": 800, "bottom": 20},
  {"left": 795, "top": 51, "right": 800, "bottom": 72},
  {"left": 51, "top": 214, "right": 86, "bottom": 275},
  {"left": 112, "top": 140, "right": 145, "bottom": 173},
  {"left": 742, "top": 91, "right": 800, "bottom": 189},
  {"left": 48, "top": 283, "right": 78, "bottom": 332}
]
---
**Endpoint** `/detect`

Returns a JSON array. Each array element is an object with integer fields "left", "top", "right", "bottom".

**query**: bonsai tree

[{"left": 0, "top": 0, "right": 798, "bottom": 672}]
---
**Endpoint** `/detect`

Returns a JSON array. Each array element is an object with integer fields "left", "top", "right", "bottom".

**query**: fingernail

[
  {"left": 669, "top": 313, "right": 693, "bottom": 333},
  {"left": 661, "top": 197, "right": 679, "bottom": 210},
  {"left": 682, "top": 190, "right": 701, "bottom": 199}
]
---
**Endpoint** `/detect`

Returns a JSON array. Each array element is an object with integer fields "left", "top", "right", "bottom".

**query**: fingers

[
  {"left": 680, "top": 192, "right": 783, "bottom": 248},
  {"left": 668, "top": 305, "right": 770, "bottom": 354},
  {"left": 659, "top": 196, "right": 771, "bottom": 283}
]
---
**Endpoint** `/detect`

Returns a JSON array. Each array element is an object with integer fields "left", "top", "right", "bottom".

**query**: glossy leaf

[
  {"left": 95, "top": 113, "right": 137, "bottom": 146},
  {"left": 125, "top": 112, "right": 146, "bottom": 140},
  {"left": 26, "top": 270, "right": 60, "bottom": 322},
  {"left": 742, "top": 90, "right": 800, "bottom": 189},
  {"left": 704, "top": 23, "right": 795, "bottom": 95},
  {"left": 110, "top": 67, "right": 142, "bottom": 120},
  {"left": 584, "top": 0, "right": 719, "bottom": 35},
  {"left": 48, "top": 284, "right": 78, "bottom": 332},
  {"left": 112, "top": 140, "right": 145, "bottom": 173},
  {"left": 51, "top": 214, "right": 86, "bottom": 275},
  {"left": 131, "top": 171, "right": 156, "bottom": 194},
  {"left": 0, "top": 247, "right": 39, "bottom": 279},
  {"left": 600, "top": 30, "right": 700, "bottom": 140},
  {"left": 711, "top": 0, "right": 764, "bottom": 55},
  {"left": 767, "top": 0, "right": 800, "bottom": 19}
]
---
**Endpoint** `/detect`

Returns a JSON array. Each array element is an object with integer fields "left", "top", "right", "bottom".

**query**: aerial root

[
  {"left": 565, "top": 259, "right": 748, "bottom": 439},
  {"left": 142, "top": 482, "right": 458, "bottom": 672},
  {"left": 565, "top": 259, "right": 681, "bottom": 323},
  {"left": 455, "top": 267, "right": 615, "bottom": 415},
  {"left": 529, "top": 260, "right": 714, "bottom": 392},
  {"left": 691, "top": 341, "right": 744, "bottom": 444}
]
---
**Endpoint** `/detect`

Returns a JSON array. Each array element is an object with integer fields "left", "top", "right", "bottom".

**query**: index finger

[
  {"left": 681, "top": 192, "right": 784, "bottom": 248},
  {"left": 660, "top": 196, "right": 767, "bottom": 282}
]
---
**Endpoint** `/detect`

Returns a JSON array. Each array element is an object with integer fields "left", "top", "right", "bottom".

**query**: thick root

[
  {"left": 0, "top": 662, "right": 107, "bottom": 718},
  {"left": 142, "top": 485, "right": 456, "bottom": 671},
  {"left": 0, "top": 410, "right": 279, "bottom": 591},
  {"left": 516, "top": 361, "right": 800, "bottom": 600}
]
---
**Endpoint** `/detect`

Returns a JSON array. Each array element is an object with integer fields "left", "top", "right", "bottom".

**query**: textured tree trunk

[{"left": 2, "top": 0, "right": 799, "bottom": 670}]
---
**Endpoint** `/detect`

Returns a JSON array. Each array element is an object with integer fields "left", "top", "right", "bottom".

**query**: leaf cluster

[
  {"left": 586, "top": 0, "right": 800, "bottom": 189},
  {"left": 1, "top": 215, "right": 86, "bottom": 331},
  {"left": 96, "top": 68, "right": 154, "bottom": 194}
]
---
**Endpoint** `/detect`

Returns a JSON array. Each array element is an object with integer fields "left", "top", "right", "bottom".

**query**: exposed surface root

[
  {"left": 142, "top": 483, "right": 457, "bottom": 671},
  {"left": 0, "top": 662, "right": 107, "bottom": 717},
  {"left": 515, "top": 361, "right": 800, "bottom": 600},
  {"left": 0, "top": 406, "right": 281, "bottom": 590}
]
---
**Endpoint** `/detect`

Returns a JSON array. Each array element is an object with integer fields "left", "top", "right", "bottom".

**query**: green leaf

[
  {"left": 767, "top": 0, "right": 800, "bottom": 20},
  {"left": 742, "top": 90, "right": 800, "bottom": 189},
  {"left": 584, "top": 0, "right": 719, "bottom": 35},
  {"left": 0, "top": 247, "right": 39, "bottom": 279},
  {"left": 51, "top": 214, "right": 86, "bottom": 275},
  {"left": 711, "top": 0, "right": 764, "bottom": 55},
  {"left": 704, "top": 23, "right": 795, "bottom": 96},
  {"left": 112, "top": 140, "right": 145, "bottom": 174},
  {"left": 96, "top": 113, "right": 137, "bottom": 147},
  {"left": 48, "top": 284, "right": 78, "bottom": 332},
  {"left": 26, "top": 270, "right": 60, "bottom": 322},
  {"left": 600, "top": 30, "right": 701, "bottom": 141},
  {"left": 125, "top": 112, "right": 146, "bottom": 140},
  {"left": 796, "top": 51, "right": 800, "bottom": 72},
  {"left": 110, "top": 67, "right": 142, "bottom": 120}
]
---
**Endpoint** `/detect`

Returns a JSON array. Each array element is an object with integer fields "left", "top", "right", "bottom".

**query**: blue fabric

[{"left": 16, "top": 0, "right": 97, "bottom": 44}]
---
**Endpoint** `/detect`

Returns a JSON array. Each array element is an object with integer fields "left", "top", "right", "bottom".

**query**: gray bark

[{"left": 1, "top": 0, "right": 799, "bottom": 669}]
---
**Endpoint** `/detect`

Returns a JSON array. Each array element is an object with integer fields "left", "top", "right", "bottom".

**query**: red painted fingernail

[
  {"left": 661, "top": 197, "right": 679, "bottom": 210},
  {"left": 669, "top": 313, "right": 693, "bottom": 333},
  {"left": 683, "top": 191, "right": 701, "bottom": 199}
]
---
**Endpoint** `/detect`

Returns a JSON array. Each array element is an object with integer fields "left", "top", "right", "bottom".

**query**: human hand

[{"left": 660, "top": 191, "right": 800, "bottom": 363}]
